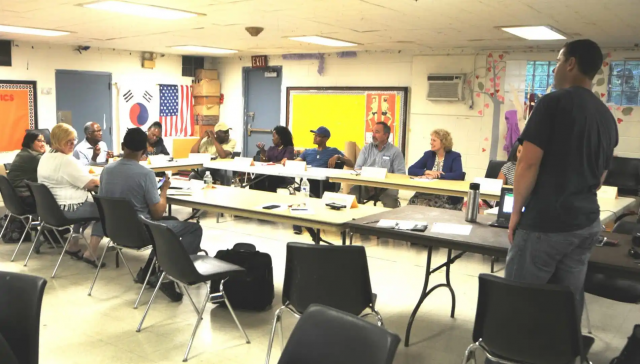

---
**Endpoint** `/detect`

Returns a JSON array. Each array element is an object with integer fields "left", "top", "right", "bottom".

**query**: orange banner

[{"left": 0, "top": 83, "right": 36, "bottom": 152}]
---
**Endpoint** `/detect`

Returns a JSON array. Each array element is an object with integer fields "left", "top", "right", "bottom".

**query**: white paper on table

[
  {"left": 377, "top": 219, "right": 398, "bottom": 228},
  {"left": 473, "top": 177, "right": 504, "bottom": 193},
  {"left": 290, "top": 208, "right": 315, "bottom": 215},
  {"left": 431, "top": 222, "right": 473, "bottom": 235},
  {"left": 256, "top": 203, "right": 287, "bottom": 211},
  {"left": 166, "top": 190, "right": 193, "bottom": 196},
  {"left": 410, "top": 177, "right": 435, "bottom": 182},
  {"left": 361, "top": 166, "right": 387, "bottom": 179}
]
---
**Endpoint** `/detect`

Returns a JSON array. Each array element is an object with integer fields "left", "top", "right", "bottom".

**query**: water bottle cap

[{"left": 469, "top": 183, "right": 480, "bottom": 191}]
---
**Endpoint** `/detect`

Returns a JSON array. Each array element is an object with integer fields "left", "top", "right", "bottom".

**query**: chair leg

[
  {"left": 43, "top": 230, "right": 57, "bottom": 250},
  {"left": 0, "top": 212, "right": 11, "bottom": 240},
  {"left": 137, "top": 272, "right": 165, "bottom": 332},
  {"left": 584, "top": 300, "right": 592, "bottom": 334},
  {"left": 265, "top": 306, "right": 286, "bottom": 364},
  {"left": 134, "top": 256, "right": 156, "bottom": 309},
  {"left": 79, "top": 233, "right": 98, "bottom": 261},
  {"left": 10, "top": 216, "right": 32, "bottom": 262},
  {"left": 183, "top": 284, "right": 201, "bottom": 316},
  {"left": 462, "top": 342, "right": 479, "bottom": 364},
  {"left": 23, "top": 224, "right": 44, "bottom": 266},
  {"left": 182, "top": 282, "right": 210, "bottom": 362},
  {"left": 220, "top": 279, "right": 250, "bottom": 344},
  {"left": 87, "top": 240, "right": 111, "bottom": 296},
  {"left": 52, "top": 230, "right": 74, "bottom": 278},
  {"left": 117, "top": 248, "right": 135, "bottom": 280}
]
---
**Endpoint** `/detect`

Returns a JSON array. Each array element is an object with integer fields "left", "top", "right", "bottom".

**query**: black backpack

[
  {"left": 611, "top": 325, "right": 640, "bottom": 364},
  {"left": 0, "top": 214, "right": 29, "bottom": 244},
  {"left": 210, "top": 243, "right": 274, "bottom": 311}
]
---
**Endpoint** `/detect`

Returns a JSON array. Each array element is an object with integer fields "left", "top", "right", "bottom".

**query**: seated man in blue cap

[{"left": 293, "top": 126, "right": 354, "bottom": 235}]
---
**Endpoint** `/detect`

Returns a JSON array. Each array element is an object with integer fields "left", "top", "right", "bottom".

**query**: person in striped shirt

[{"left": 498, "top": 143, "right": 522, "bottom": 186}]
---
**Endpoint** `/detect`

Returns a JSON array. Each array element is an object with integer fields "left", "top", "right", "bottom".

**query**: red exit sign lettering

[{"left": 251, "top": 55, "right": 268, "bottom": 68}]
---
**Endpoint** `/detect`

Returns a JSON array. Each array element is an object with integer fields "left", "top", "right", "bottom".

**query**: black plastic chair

[
  {"left": 24, "top": 181, "right": 99, "bottom": 277},
  {"left": 485, "top": 160, "right": 507, "bottom": 180},
  {"left": 278, "top": 304, "right": 400, "bottom": 364},
  {"left": 3, "top": 163, "right": 11, "bottom": 172},
  {"left": 137, "top": 217, "right": 250, "bottom": 362},
  {"left": 265, "top": 242, "right": 383, "bottom": 364},
  {"left": 88, "top": 196, "right": 154, "bottom": 308},
  {"left": 0, "top": 175, "right": 42, "bottom": 262},
  {"left": 0, "top": 271, "right": 47, "bottom": 364},
  {"left": 463, "top": 274, "right": 594, "bottom": 364}
]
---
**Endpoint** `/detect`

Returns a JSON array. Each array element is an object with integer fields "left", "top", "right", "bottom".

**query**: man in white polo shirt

[{"left": 73, "top": 121, "right": 113, "bottom": 165}]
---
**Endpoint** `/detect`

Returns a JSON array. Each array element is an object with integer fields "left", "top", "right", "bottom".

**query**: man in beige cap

[{"left": 189, "top": 122, "right": 236, "bottom": 185}]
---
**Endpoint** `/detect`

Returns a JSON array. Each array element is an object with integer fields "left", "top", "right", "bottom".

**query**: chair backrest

[
  {"left": 93, "top": 195, "right": 153, "bottom": 249},
  {"left": 473, "top": 274, "right": 586, "bottom": 364},
  {"left": 604, "top": 156, "right": 640, "bottom": 195},
  {"left": 0, "top": 175, "right": 29, "bottom": 216},
  {"left": 3, "top": 163, "right": 11, "bottom": 174},
  {"left": 140, "top": 217, "right": 202, "bottom": 284},
  {"left": 0, "top": 271, "right": 47, "bottom": 364},
  {"left": 232, "top": 151, "right": 241, "bottom": 159},
  {"left": 612, "top": 220, "right": 636, "bottom": 235},
  {"left": 485, "top": 160, "right": 507, "bottom": 179},
  {"left": 25, "top": 181, "right": 72, "bottom": 228},
  {"left": 283, "top": 243, "right": 374, "bottom": 315},
  {"left": 278, "top": 304, "right": 400, "bottom": 364}
]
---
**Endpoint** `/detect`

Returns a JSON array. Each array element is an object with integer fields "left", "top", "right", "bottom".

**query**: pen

[{"left": 363, "top": 220, "right": 380, "bottom": 224}]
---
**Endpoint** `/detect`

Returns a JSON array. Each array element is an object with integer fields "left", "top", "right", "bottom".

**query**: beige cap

[{"left": 215, "top": 122, "right": 231, "bottom": 132}]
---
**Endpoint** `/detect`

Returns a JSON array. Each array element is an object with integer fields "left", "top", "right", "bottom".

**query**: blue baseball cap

[{"left": 310, "top": 126, "right": 331, "bottom": 138}]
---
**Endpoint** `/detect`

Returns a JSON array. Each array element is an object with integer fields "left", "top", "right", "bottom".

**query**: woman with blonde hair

[
  {"left": 408, "top": 129, "right": 465, "bottom": 210},
  {"left": 37, "top": 123, "right": 105, "bottom": 267}
]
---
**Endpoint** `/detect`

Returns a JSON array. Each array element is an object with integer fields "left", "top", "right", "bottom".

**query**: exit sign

[{"left": 251, "top": 55, "right": 268, "bottom": 68}]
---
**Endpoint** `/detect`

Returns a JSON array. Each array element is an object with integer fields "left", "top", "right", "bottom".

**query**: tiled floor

[{"left": 0, "top": 205, "right": 633, "bottom": 364}]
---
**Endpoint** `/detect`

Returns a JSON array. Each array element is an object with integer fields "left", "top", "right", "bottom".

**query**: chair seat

[
  {"left": 189, "top": 255, "right": 245, "bottom": 283},
  {"left": 484, "top": 336, "right": 594, "bottom": 364},
  {"left": 49, "top": 216, "right": 99, "bottom": 228}
]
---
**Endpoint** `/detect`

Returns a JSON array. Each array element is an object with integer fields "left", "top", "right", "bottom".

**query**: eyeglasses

[
  {"left": 65, "top": 139, "right": 77, "bottom": 146},
  {"left": 35, "top": 139, "right": 45, "bottom": 143}
]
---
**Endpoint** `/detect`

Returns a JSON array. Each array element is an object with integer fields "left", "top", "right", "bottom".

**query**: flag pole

[{"left": 113, "top": 82, "right": 122, "bottom": 154}]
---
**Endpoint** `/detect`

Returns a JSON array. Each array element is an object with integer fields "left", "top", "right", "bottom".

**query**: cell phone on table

[
  {"left": 596, "top": 236, "right": 618, "bottom": 247},
  {"left": 262, "top": 205, "right": 280, "bottom": 210},
  {"left": 157, "top": 177, "right": 166, "bottom": 189}
]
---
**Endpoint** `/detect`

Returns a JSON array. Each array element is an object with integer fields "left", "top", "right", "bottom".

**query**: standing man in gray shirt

[
  {"left": 350, "top": 122, "right": 406, "bottom": 208},
  {"left": 99, "top": 127, "right": 203, "bottom": 302}
]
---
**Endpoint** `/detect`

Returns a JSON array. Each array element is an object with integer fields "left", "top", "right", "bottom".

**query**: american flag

[{"left": 159, "top": 84, "right": 193, "bottom": 137}]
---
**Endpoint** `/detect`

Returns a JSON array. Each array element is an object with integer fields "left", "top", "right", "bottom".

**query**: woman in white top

[
  {"left": 498, "top": 143, "right": 523, "bottom": 186},
  {"left": 37, "top": 123, "right": 105, "bottom": 268}
]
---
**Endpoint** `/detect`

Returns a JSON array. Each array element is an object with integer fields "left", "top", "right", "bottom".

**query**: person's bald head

[{"left": 84, "top": 122, "right": 103, "bottom": 143}]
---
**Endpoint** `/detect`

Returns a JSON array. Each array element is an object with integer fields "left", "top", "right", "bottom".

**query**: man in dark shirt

[{"left": 507, "top": 39, "right": 618, "bottom": 314}]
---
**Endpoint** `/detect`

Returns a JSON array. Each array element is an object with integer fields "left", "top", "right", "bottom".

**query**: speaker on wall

[{"left": 0, "top": 40, "right": 11, "bottom": 67}]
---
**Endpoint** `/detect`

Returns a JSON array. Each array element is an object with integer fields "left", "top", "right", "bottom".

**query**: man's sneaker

[{"left": 159, "top": 282, "right": 183, "bottom": 302}]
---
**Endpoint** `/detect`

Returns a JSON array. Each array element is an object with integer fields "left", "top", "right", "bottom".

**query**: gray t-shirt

[
  {"left": 98, "top": 159, "right": 160, "bottom": 218},
  {"left": 355, "top": 142, "right": 406, "bottom": 174}
]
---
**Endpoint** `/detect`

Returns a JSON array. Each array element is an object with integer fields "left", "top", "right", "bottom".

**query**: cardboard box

[
  {"left": 193, "top": 96, "right": 220, "bottom": 106},
  {"left": 192, "top": 79, "right": 220, "bottom": 96},
  {"left": 194, "top": 104, "right": 220, "bottom": 116},
  {"left": 195, "top": 69, "right": 218, "bottom": 81},
  {"left": 195, "top": 115, "right": 219, "bottom": 125}
]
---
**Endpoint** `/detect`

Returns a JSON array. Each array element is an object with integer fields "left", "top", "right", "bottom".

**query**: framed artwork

[{"left": 0, "top": 80, "right": 38, "bottom": 152}]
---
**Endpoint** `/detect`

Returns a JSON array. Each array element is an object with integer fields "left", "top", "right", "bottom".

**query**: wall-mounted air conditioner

[{"left": 426, "top": 74, "right": 465, "bottom": 101}]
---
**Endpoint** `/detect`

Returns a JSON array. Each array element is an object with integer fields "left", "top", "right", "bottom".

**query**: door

[
  {"left": 243, "top": 66, "right": 282, "bottom": 158},
  {"left": 55, "top": 70, "right": 113, "bottom": 150}
]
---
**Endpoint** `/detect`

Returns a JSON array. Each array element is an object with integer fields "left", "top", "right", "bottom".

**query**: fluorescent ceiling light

[
  {"left": 501, "top": 26, "right": 566, "bottom": 40},
  {"left": 172, "top": 46, "right": 237, "bottom": 54},
  {"left": 0, "top": 25, "right": 70, "bottom": 37},
  {"left": 289, "top": 36, "right": 358, "bottom": 47},
  {"left": 82, "top": 1, "right": 201, "bottom": 20}
]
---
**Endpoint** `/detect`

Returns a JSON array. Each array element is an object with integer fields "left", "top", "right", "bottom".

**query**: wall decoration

[
  {"left": 365, "top": 93, "right": 397, "bottom": 144},
  {"left": 0, "top": 80, "right": 38, "bottom": 152},
  {"left": 286, "top": 87, "right": 408, "bottom": 154},
  {"left": 474, "top": 53, "right": 506, "bottom": 159},
  {"left": 115, "top": 83, "right": 159, "bottom": 144}
]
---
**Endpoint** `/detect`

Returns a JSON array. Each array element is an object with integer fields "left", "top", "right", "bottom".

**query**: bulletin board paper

[
  {"left": 286, "top": 87, "right": 408, "bottom": 155},
  {"left": 0, "top": 80, "right": 37, "bottom": 152}
]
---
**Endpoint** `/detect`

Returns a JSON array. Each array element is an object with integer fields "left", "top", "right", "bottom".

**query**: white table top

[{"left": 203, "top": 160, "right": 353, "bottom": 181}]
